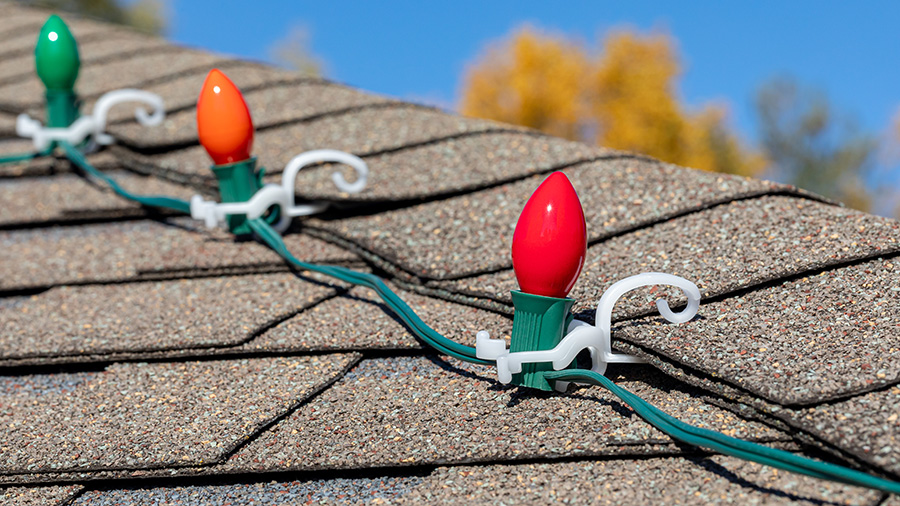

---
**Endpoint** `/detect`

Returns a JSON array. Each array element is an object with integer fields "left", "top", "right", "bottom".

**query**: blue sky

[{"left": 166, "top": 1, "right": 900, "bottom": 147}]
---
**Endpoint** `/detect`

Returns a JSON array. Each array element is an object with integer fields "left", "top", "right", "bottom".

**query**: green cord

[
  {"left": 545, "top": 369, "right": 900, "bottom": 494},
  {"left": 0, "top": 149, "right": 52, "bottom": 165},
  {"left": 48, "top": 142, "right": 900, "bottom": 495},
  {"left": 247, "top": 217, "right": 489, "bottom": 364},
  {"left": 60, "top": 141, "right": 191, "bottom": 213}
]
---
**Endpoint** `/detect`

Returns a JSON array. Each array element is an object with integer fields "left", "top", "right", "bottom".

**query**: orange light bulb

[{"left": 196, "top": 69, "right": 254, "bottom": 165}]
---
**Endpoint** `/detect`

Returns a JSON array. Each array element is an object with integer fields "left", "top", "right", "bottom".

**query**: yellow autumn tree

[
  {"left": 459, "top": 26, "right": 588, "bottom": 141},
  {"left": 460, "top": 27, "right": 766, "bottom": 177}
]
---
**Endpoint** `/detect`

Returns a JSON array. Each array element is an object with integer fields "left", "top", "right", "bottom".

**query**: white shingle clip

[
  {"left": 475, "top": 273, "right": 701, "bottom": 392},
  {"left": 15, "top": 89, "right": 164, "bottom": 151},
  {"left": 189, "top": 149, "right": 369, "bottom": 232}
]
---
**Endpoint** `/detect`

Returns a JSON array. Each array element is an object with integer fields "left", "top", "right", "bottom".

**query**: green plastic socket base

[
  {"left": 211, "top": 157, "right": 265, "bottom": 235},
  {"left": 45, "top": 89, "right": 79, "bottom": 129},
  {"left": 509, "top": 290, "right": 575, "bottom": 391}
]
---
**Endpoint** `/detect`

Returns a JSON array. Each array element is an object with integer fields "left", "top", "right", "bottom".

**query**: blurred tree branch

[{"left": 20, "top": 0, "right": 168, "bottom": 35}]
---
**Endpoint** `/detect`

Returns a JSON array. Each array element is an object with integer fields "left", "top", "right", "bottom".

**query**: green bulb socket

[
  {"left": 509, "top": 290, "right": 575, "bottom": 391},
  {"left": 45, "top": 89, "right": 79, "bottom": 128},
  {"left": 211, "top": 157, "right": 265, "bottom": 235}
]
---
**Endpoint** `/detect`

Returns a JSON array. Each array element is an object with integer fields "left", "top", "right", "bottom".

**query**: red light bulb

[
  {"left": 197, "top": 69, "right": 254, "bottom": 165},
  {"left": 511, "top": 172, "right": 587, "bottom": 298}
]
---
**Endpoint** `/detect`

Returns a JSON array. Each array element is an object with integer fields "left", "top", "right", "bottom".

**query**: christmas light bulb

[
  {"left": 35, "top": 15, "right": 80, "bottom": 91},
  {"left": 511, "top": 172, "right": 587, "bottom": 298},
  {"left": 197, "top": 69, "right": 254, "bottom": 165}
]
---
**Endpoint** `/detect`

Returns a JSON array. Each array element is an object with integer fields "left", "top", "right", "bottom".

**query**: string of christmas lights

[{"left": 3, "top": 14, "right": 900, "bottom": 496}]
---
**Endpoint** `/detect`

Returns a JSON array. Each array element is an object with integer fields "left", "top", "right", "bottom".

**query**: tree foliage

[
  {"left": 267, "top": 24, "right": 322, "bottom": 77},
  {"left": 756, "top": 77, "right": 876, "bottom": 211},
  {"left": 460, "top": 27, "right": 765, "bottom": 177}
]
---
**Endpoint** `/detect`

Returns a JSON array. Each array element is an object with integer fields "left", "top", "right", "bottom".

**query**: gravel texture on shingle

[
  {"left": 0, "top": 172, "right": 197, "bottom": 226},
  {"left": 0, "top": 144, "right": 117, "bottom": 178},
  {"left": 0, "top": 10, "right": 115, "bottom": 60},
  {"left": 438, "top": 195, "right": 900, "bottom": 319},
  {"left": 614, "top": 257, "right": 900, "bottom": 406},
  {"left": 0, "top": 354, "right": 358, "bottom": 474},
  {"left": 98, "top": 61, "right": 295, "bottom": 128},
  {"left": 0, "top": 219, "right": 356, "bottom": 291},
  {"left": 0, "top": 273, "right": 338, "bottom": 360},
  {"left": 73, "top": 477, "right": 421, "bottom": 505},
  {"left": 0, "top": 485, "right": 84, "bottom": 506},
  {"left": 0, "top": 113, "right": 17, "bottom": 136},
  {"left": 240, "top": 284, "right": 511, "bottom": 352},
  {"left": 297, "top": 132, "right": 605, "bottom": 203},
  {"left": 0, "top": 32, "right": 168, "bottom": 85},
  {"left": 313, "top": 161, "right": 789, "bottom": 279},
  {"left": 396, "top": 456, "right": 881, "bottom": 506},
  {"left": 140, "top": 106, "right": 513, "bottom": 181},
  {"left": 222, "top": 356, "right": 788, "bottom": 472},
  {"left": 0, "top": 48, "right": 225, "bottom": 110},
  {"left": 788, "top": 385, "right": 900, "bottom": 476},
  {"left": 112, "top": 82, "right": 395, "bottom": 151}
]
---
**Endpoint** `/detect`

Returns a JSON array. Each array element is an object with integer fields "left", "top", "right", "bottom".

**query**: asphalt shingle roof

[{"left": 1, "top": 2, "right": 899, "bottom": 504}]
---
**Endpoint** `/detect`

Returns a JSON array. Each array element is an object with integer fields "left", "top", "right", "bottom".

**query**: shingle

[
  {"left": 297, "top": 132, "right": 606, "bottom": 203},
  {"left": 241, "top": 284, "right": 511, "bottom": 353},
  {"left": 0, "top": 143, "right": 117, "bottom": 178},
  {"left": 312, "top": 161, "right": 787, "bottom": 279},
  {"left": 438, "top": 196, "right": 900, "bottom": 319},
  {"left": 0, "top": 219, "right": 356, "bottom": 292},
  {"left": 110, "top": 81, "right": 396, "bottom": 150},
  {"left": 96, "top": 61, "right": 295, "bottom": 127},
  {"left": 0, "top": 31, "right": 168, "bottom": 85},
  {"left": 0, "top": 112, "right": 17, "bottom": 136},
  {"left": 0, "top": 484, "right": 84, "bottom": 506},
  {"left": 134, "top": 106, "right": 512, "bottom": 180},
  {"left": 788, "top": 385, "right": 900, "bottom": 476},
  {"left": 0, "top": 354, "right": 358, "bottom": 473},
  {"left": 221, "top": 357, "right": 788, "bottom": 472},
  {"left": 0, "top": 273, "right": 338, "bottom": 360},
  {"left": 72, "top": 477, "right": 420, "bottom": 505},
  {"left": 614, "top": 257, "right": 900, "bottom": 405},
  {"left": 0, "top": 172, "right": 197, "bottom": 226},
  {"left": 396, "top": 456, "right": 880, "bottom": 505},
  {"left": 0, "top": 48, "right": 225, "bottom": 111}
]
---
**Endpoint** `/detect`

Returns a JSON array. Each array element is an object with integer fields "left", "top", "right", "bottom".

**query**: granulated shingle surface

[
  {"left": 0, "top": 33, "right": 168, "bottom": 85},
  {"left": 243, "top": 284, "right": 511, "bottom": 352},
  {"left": 296, "top": 132, "right": 604, "bottom": 203},
  {"left": 312, "top": 161, "right": 787, "bottom": 279},
  {"left": 0, "top": 273, "right": 338, "bottom": 360},
  {"left": 0, "top": 354, "right": 358, "bottom": 473},
  {"left": 438, "top": 195, "right": 900, "bottom": 318},
  {"left": 0, "top": 172, "right": 196, "bottom": 226},
  {"left": 142, "top": 106, "right": 509, "bottom": 181},
  {"left": 0, "top": 219, "right": 355, "bottom": 291},
  {"left": 113, "top": 82, "right": 395, "bottom": 151},
  {"left": 0, "top": 49, "right": 225, "bottom": 110},
  {"left": 99, "top": 62, "right": 294, "bottom": 130},
  {"left": 222, "top": 357, "right": 787, "bottom": 472},
  {"left": 614, "top": 257, "right": 900, "bottom": 405},
  {"left": 0, "top": 145, "right": 117, "bottom": 178},
  {"left": 396, "top": 456, "right": 880, "bottom": 505},
  {"left": 789, "top": 385, "right": 900, "bottom": 476},
  {"left": 0, "top": 484, "right": 84, "bottom": 506},
  {"left": 73, "top": 477, "right": 421, "bottom": 505}
]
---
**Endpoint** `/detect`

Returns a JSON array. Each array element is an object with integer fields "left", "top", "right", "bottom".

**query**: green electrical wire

[
  {"left": 60, "top": 141, "right": 190, "bottom": 213},
  {"left": 247, "top": 217, "right": 489, "bottom": 364},
  {"left": 544, "top": 369, "right": 900, "bottom": 494},
  {"left": 39, "top": 141, "right": 900, "bottom": 495},
  {"left": 0, "top": 149, "right": 52, "bottom": 165}
]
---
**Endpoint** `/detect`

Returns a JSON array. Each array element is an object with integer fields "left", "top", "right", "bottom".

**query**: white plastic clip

[
  {"left": 475, "top": 273, "right": 701, "bottom": 392},
  {"left": 189, "top": 149, "right": 369, "bottom": 232},
  {"left": 16, "top": 89, "right": 164, "bottom": 151}
]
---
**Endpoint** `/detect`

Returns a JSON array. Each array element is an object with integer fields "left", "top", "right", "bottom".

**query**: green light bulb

[{"left": 35, "top": 15, "right": 80, "bottom": 91}]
